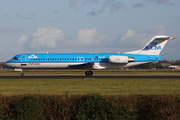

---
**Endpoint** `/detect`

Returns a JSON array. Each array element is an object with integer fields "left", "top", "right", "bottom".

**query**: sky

[{"left": 0, "top": 0, "right": 180, "bottom": 62}]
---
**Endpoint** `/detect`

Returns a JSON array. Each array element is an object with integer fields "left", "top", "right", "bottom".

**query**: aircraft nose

[
  {"left": 5, "top": 61, "right": 10, "bottom": 67},
  {"left": 5, "top": 62, "right": 8, "bottom": 67}
]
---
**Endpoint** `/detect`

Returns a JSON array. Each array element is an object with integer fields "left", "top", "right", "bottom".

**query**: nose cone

[
  {"left": 5, "top": 62, "right": 8, "bottom": 67},
  {"left": 5, "top": 60, "right": 11, "bottom": 67}
]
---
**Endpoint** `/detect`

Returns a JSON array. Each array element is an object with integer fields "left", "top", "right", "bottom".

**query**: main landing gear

[{"left": 85, "top": 70, "right": 93, "bottom": 76}]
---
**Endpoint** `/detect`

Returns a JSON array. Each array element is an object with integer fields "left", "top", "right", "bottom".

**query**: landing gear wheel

[
  {"left": 20, "top": 72, "right": 24, "bottom": 76},
  {"left": 85, "top": 70, "right": 93, "bottom": 76}
]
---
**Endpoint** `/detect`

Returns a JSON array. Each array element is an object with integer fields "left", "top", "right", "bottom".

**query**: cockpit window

[{"left": 12, "top": 57, "right": 18, "bottom": 60}]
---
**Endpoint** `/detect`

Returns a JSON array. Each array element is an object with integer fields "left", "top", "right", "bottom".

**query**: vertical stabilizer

[
  {"left": 138, "top": 35, "right": 174, "bottom": 55},
  {"left": 125, "top": 35, "right": 174, "bottom": 55}
]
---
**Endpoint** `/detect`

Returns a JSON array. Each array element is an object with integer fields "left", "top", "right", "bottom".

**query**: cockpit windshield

[{"left": 12, "top": 57, "right": 18, "bottom": 60}]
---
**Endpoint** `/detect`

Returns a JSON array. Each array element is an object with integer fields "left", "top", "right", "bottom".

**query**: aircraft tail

[{"left": 126, "top": 35, "right": 174, "bottom": 55}]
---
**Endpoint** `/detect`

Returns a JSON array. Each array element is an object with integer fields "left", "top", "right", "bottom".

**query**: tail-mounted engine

[{"left": 108, "top": 55, "right": 134, "bottom": 63}]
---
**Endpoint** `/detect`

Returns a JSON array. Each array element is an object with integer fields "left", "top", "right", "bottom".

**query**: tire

[
  {"left": 85, "top": 71, "right": 90, "bottom": 76},
  {"left": 20, "top": 73, "right": 24, "bottom": 76},
  {"left": 85, "top": 71, "right": 93, "bottom": 76}
]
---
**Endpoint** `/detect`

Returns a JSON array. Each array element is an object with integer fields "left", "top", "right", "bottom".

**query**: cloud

[
  {"left": 97, "top": 9, "right": 105, "bottom": 13},
  {"left": 168, "top": 3, "right": 175, "bottom": 6},
  {"left": 103, "top": 0, "right": 124, "bottom": 13},
  {"left": 8, "top": 27, "right": 109, "bottom": 53},
  {"left": 28, "top": 27, "right": 65, "bottom": 50},
  {"left": 69, "top": 0, "right": 79, "bottom": 6},
  {"left": 9, "top": 25, "right": 173, "bottom": 54},
  {"left": 114, "top": 24, "right": 167, "bottom": 48},
  {"left": 46, "top": 27, "right": 108, "bottom": 48},
  {"left": 74, "top": 27, "right": 108, "bottom": 47},
  {"left": 54, "top": 10, "right": 58, "bottom": 14},
  {"left": 166, "top": 35, "right": 180, "bottom": 48},
  {"left": 16, "top": 14, "right": 34, "bottom": 19},
  {"left": 70, "top": 0, "right": 124, "bottom": 15},
  {"left": 18, "top": 34, "right": 28, "bottom": 45},
  {"left": 87, "top": 11, "right": 96, "bottom": 16},
  {"left": 87, "top": 9, "right": 105, "bottom": 16},
  {"left": 147, "top": 0, "right": 170, "bottom": 4},
  {"left": 5, "top": 34, "right": 28, "bottom": 55},
  {"left": 172, "top": 16, "right": 180, "bottom": 19},
  {"left": 83, "top": 0, "right": 99, "bottom": 5},
  {"left": 0, "top": 25, "right": 14, "bottom": 33},
  {"left": 133, "top": 3, "right": 144, "bottom": 8},
  {"left": 3, "top": 14, "right": 12, "bottom": 19}
]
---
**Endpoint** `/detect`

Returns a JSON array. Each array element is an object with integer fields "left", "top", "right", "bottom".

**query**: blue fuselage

[
  {"left": 5, "top": 53, "right": 161, "bottom": 69},
  {"left": 6, "top": 53, "right": 161, "bottom": 63}
]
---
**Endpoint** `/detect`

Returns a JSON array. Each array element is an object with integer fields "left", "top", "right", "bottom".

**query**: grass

[
  {"left": 0, "top": 78, "right": 180, "bottom": 95},
  {"left": 0, "top": 70, "right": 180, "bottom": 95}
]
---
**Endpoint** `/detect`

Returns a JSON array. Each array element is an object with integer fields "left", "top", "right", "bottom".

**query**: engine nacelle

[{"left": 108, "top": 56, "right": 134, "bottom": 63}]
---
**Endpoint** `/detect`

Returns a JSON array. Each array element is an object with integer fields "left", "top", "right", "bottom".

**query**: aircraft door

[
  {"left": 77, "top": 57, "right": 84, "bottom": 62},
  {"left": 21, "top": 55, "right": 27, "bottom": 65}
]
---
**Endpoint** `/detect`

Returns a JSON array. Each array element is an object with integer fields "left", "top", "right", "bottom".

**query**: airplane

[{"left": 5, "top": 35, "right": 174, "bottom": 76}]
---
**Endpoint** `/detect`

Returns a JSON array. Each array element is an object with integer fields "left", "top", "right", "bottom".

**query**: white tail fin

[{"left": 126, "top": 35, "right": 174, "bottom": 55}]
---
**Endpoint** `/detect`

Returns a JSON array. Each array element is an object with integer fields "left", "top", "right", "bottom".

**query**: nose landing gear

[
  {"left": 85, "top": 70, "right": 93, "bottom": 76},
  {"left": 20, "top": 72, "right": 24, "bottom": 76}
]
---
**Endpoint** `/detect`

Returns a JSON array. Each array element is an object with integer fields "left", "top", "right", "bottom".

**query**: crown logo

[
  {"left": 150, "top": 41, "right": 157, "bottom": 45},
  {"left": 115, "top": 58, "right": 120, "bottom": 61}
]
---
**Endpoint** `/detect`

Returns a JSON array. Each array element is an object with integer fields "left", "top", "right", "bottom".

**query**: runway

[{"left": 0, "top": 75, "right": 180, "bottom": 79}]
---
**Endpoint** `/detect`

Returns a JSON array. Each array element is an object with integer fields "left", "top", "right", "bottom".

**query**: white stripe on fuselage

[
  {"left": 6, "top": 62, "right": 80, "bottom": 69},
  {"left": 6, "top": 61, "right": 151, "bottom": 69}
]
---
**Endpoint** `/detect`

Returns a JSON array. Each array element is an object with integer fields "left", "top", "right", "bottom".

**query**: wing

[{"left": 68, "top": 62, "right": 94, "bottom": 69}]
